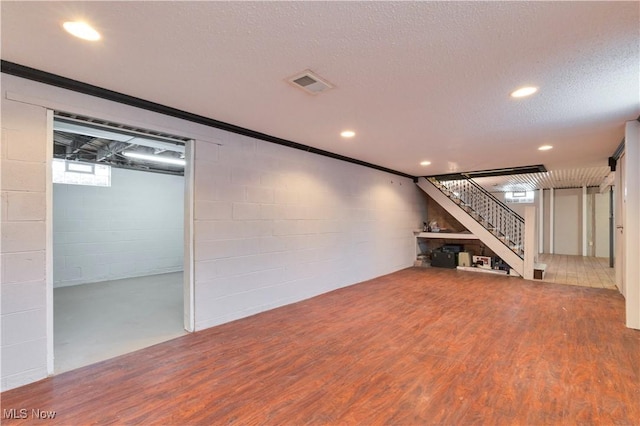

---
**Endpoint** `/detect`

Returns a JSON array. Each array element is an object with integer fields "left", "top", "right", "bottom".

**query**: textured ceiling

[{"left": 1, "top": 1, "right": 638, "bottom": 178}]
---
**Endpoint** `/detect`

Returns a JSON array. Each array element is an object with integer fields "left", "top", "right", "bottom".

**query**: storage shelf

[
  {"left": 414, "top": 231, "right": 479, "bottom": 259},
  {"left": 414, "top": 232, "right": 478, "bottom": 240},
  {"left": 457, "top": 266, "right": 509, "bottom": 275}
]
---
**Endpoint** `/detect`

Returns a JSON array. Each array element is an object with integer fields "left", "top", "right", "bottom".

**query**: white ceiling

[
  {"left": 1, "top": 1, "right": 638, "bottom": 185},
  {"left": 475, "top": 166, "right": 612, "bottom": 192}
]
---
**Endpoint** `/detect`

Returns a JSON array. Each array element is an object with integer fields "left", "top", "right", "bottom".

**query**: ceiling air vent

[{"left": 287, "top": 70, "right": 334, "bottom": 95}]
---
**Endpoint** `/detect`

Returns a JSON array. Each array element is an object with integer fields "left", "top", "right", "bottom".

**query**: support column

[
  {"left": 549, "top": 188, "right": 554, "bottom": 254},
  {"left": 582, "top": 185, "right": 588, "bottom": 256},
  {"left": 538, "top": 189, "right": 544, "bottom": 253},
  {"left": 524, "top": 206, "right": 537, "bottom": 280}
]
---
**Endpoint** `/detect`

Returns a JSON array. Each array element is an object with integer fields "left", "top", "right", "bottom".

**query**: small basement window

[
  {"left": 52, "top": 159, "right": 111, "bottom": 187},
  {"left": 505, "top": 191, "right": 534, "bottom": 204}
]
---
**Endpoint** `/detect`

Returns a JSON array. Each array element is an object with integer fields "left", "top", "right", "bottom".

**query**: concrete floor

[{"left": 54, "top": 272, "right": 187, "bottom": 373}]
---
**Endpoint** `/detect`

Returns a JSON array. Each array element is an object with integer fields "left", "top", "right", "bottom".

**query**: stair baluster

[{"left": 427, "top": 176, "right": 525, "bottom": 259}]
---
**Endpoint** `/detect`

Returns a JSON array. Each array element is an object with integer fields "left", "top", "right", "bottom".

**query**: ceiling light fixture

[
  {"left": 510, "top": 86, "right": 538, "bottom": 98},
  {"left": 63, "top": 21, "right": 101, "bottom": 41},
  {"left": 538, "top": 145, "right": 553, "bottom": 151},
  {"left": 123, "top": 151, "right": 185, "bottom": 166},
  {"left": 420, "top": 161, "right": 431, "bottom": 166},
  {"left": 341, "top": 130, "right": 355, "bottom": 138}
]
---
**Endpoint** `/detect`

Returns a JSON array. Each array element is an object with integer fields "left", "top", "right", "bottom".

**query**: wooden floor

[
  {"left": 2, "top": 268, "right": 639, "bottom": 425},
  {"left": 538, "top": 254, "right": 616, "bottom": 289}
]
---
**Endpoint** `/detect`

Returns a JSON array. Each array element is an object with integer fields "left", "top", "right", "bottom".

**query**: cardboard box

[{"left": 458, "top": 252, "right": 472, "bottom": 267}]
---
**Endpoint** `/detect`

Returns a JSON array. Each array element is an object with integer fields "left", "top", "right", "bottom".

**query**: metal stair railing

[{"left": 427, "top": 177, "right": 525, "bottom": 258}]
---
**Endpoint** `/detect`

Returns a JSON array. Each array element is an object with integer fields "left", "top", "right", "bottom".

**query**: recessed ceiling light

[
  {"left": 420, "top": 161, "right": 431, "bottom": 166},
  {"left": 63, "top": 21, "right": 101, "bottom": 41},
  {"left": 510, "top": 86, "right": 538, "bottom": 98},
  {"left": 341, "top": 130, "right": 355, "bottom": 138},
  {"left": 538, "top": 145, "right": 553, "bottom": 151}
]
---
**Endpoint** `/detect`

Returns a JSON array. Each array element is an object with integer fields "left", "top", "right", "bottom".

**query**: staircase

[{"left": 416, "top": 177, "right": 527, "bottom": 277}]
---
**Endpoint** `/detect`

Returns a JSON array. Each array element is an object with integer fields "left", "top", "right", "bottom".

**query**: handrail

[
  {"left": 463, "top": 178, "right": 524, "bottom": 222},
  {"left": 427, "top": 176, "right": 525, "bottom": 259},
  {"left": 431, "top": 176, "right": 524, "bottom": 223}
]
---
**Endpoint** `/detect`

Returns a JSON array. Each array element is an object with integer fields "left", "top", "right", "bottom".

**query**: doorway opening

[{"left": 50, "top": 113, "right": 193, "bottom": 373}]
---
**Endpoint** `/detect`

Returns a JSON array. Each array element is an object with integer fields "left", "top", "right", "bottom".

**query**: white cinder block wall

[
  {"left": 194, "top": 137, "right": 424, "bottom": 330},
  {"left": 1, "top": 97, "right": 49, "bottom": 390},
  {"left": 53, "top": 168, "right": 184, "bottom": 287},
  {"left": 0, "top": 74, "right": 425, "bottom": 390}
]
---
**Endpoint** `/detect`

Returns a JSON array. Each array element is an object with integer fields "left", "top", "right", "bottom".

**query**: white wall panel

[
  {"left": 554, "top": 188, "right": 581, "bottom": 255},
  {"left": 624, "top": 120, "right": 640, "bottom": 329},
  {"left": 594, "top": 192, "right": 610, "bottom": 258}
]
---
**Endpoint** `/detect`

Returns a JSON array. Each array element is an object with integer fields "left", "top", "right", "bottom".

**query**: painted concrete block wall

[
  {"left": 193, "top": 137, "right": 424, "bottom": 330},
  {"left": 1, "top": 74, "right": 425, "bottom": 390},
  {"left": 53, "top": 167, "right": 184, "bottom": 287},
  {"left": 1, "top": 97, "right": 49, "bottom": 391}
]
